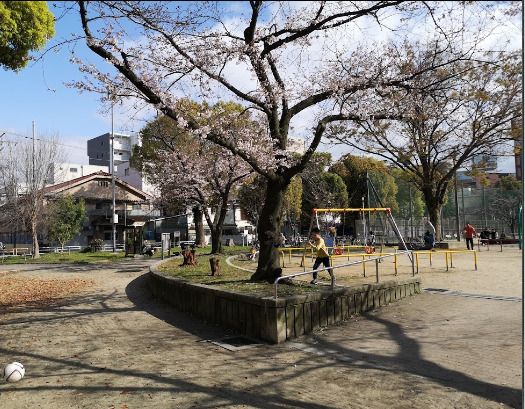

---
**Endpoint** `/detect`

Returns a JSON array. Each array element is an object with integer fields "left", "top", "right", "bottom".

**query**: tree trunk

[
  {"left": 422, "top": 187, "right": 444, "bottom": 242},
  {"left": 209, "top": 256, "right": 220, "bottom": 276},
  {"left": 210, "top": 227, "right": 222, "bottom": 254},
  {"left": 31, "top": 218, "right": 40, "bottom": 259},
  {"left": 193, "top": 206, "right": 206, "bottom": 246},
  {"left": 250, "top": 181, "right": 287, "bottom": 282}
]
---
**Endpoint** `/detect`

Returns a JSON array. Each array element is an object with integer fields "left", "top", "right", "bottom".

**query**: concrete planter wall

[{"left": 149, "top": 260, "right": 421, "bottom": 344}]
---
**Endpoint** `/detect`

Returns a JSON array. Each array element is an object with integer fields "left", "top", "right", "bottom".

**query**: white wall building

[{"left": 46, "top": 163, "right": 109, "bottom": 185}]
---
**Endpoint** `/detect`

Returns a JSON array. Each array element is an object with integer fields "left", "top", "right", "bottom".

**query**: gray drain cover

[{"left": 209, "top": 336, "right": 262, "bottom": 351}]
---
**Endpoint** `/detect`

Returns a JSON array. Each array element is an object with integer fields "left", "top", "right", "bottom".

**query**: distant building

[
  {"left": 87, "top": 132, "right": 139, "bottom": 167},
  {"left": 144, "top": 201, "right": 256, "bottom": 245},
  {"left": 46, "top": 163, "right": 108, "bottom": 185},
  {"left": 42, "top": 171, "right": 159, "bottom": 246},
  {"left": 471, "top": 153, "right": 498, "bottom": 171},
  {"left": 114, "top": 160, "right": 157, "bottom": 197}
]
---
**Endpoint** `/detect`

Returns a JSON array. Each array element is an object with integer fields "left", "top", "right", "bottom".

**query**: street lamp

[{"left": 108, "top": 91, "right": 117, "bottom": 253}]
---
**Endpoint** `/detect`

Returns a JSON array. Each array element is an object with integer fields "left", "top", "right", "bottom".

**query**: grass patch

[
  {"left": 0, "top": 251, "right": 128, "bottom": 265},
  {"left": 159, "top": 253, "right": 319, "bottom": 298}
]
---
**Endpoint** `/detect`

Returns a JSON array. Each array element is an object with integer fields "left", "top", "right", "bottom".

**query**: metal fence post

[
  {"left": 375, "top": 258, "right": 379, "bottom": 283},
  {"left": 411, "top": 251, "right": 415, "bottom": 276}
]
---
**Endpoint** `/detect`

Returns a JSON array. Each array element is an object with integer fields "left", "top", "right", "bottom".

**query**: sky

[{"left": 0, "top": 1, "right": 520, "bottom": 172}]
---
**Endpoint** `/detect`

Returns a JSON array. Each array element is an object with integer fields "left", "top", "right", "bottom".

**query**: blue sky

[
  {"left": 0, "top": 3, "right": 124, "bottom": 163},
  {"left": 0, "top": 2, "right": 519, "bottom": 171}
]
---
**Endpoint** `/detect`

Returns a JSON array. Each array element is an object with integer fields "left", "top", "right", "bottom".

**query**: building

[
  {"left": 471, "top": 154, "right": 498, "bottom": 171},
  {"left": 41, "top": 171, "right": 159, "bottom": 246},
  {"left": 114, "top": 160, "right": 157, "bottom": 196},
  {"left": 87, "top": 132, "right": 139, "bottom": 167},
  {"left": 144, "top": 201, "right": 255, "bottom": 245},
  {"left": 46, "top": 163, "right": 108, "bottom": 185}
]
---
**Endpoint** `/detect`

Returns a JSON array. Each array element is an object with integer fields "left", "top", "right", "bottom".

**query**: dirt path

[{"left": 0, "top": 257, "right": 522, "bottom": 408}]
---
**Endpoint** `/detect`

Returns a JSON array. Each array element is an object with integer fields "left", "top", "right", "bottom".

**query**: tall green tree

[
  {"left": 47, "top": 195, "right": 86, "bottom": 249},
  {"left": 391, "top": 168, "right": 425, "bottom": 238},
  {"left": 0, "top": 1, "right": 55, "bottom": 71},
  {"left": 330, "top": 155, "right": 398, "bottom": 211}
]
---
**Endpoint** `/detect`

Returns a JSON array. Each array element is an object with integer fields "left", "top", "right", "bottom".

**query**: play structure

[{"left": 301, "top": 173, "right": 413, "bottom": 270}]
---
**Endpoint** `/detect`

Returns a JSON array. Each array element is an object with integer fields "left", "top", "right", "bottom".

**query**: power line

[{"left": 0, "top": 130, "right": 86, "bottom": 151}]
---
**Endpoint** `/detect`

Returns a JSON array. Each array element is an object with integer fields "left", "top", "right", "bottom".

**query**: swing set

[{"left": 302, "top": 173, "right": 412, "bottom": 270}]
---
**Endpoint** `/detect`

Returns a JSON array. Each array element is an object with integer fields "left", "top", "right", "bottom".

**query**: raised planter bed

[{"left": 149, "top": 260, "right": 421, "bottom": 344}]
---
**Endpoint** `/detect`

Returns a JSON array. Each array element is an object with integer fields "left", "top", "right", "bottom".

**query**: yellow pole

[
  {"left": 429, "top": 252, "right": 432, "bottom": 266},
  {"left": 415, "top": 252, "right": 419, "bottom": 274},
  {"left": 280, "top": 251, "right": 285, "bottom": 268},
  {"left": 445, "top": 252, "right": 449, "bottom": 271},
  {"left": 288, "top": 249, "right": 291, "bottom": 264},
  {"left": 450, "top": 252, "right": 453, "bottom": 268},
  {"left": 362, "top": 255, "right": 366, "bottom": 277},
  {"left": 474, "top": 250, "right": 477, "bottom": 270},
  {"left": 394, "top": 251, "right": 398, "bottom": 276}
]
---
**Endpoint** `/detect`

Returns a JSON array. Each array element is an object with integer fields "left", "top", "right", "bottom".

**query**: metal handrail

[{"left": 274, "top": 250, "right": 413, "bottom": 299}]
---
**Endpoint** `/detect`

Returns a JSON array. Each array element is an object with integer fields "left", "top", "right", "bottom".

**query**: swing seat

[
  {"left": 364, "top": 246, "right": 375, "bottom": 254},
  {"left": 333, "top": 247, "right": 343, "bottom": 255}
]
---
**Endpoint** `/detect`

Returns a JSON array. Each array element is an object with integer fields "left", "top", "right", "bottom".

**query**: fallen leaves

[{"left": 0, "top": 277, "right": 94, "bottom": 307}]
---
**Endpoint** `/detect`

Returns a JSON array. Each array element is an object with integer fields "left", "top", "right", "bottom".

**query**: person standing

[
  {"left": 463, "top": 222, "right": 476, "bottom": 250},
  {"left": 307, "top": 227, "right": 332, "bottom": 285}
]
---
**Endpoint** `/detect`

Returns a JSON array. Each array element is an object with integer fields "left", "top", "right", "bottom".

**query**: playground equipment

[
  {"left": 302, "top": 205, "right": 412, "bottom": 269},
  {"left": 273, "top": 248, "right": 478, "bottom": 298}
]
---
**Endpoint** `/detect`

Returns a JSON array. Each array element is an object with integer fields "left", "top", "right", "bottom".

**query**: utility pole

[
  {"left": 408, "top": 185, "right": 413, "bottom": 239},
  {"left": 110, "top": 97, "right": 117, "bottom": 253},
  {"left": 32, "top": 121, "right": 35, "bottom": 189}
]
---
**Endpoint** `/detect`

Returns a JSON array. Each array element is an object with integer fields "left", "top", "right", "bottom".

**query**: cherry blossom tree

[
  {"left": 70, "top": 1, "right": 518, "bottom": 281},
  {"left": 139, "top": 103, "right": 253, "bottom": 254}
]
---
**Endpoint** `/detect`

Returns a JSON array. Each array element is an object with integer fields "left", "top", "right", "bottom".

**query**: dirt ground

[{"left": 0, "top": 249, "right": 522, "bottom": 408}]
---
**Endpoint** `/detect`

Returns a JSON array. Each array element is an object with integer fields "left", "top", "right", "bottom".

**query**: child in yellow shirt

[{"left": 308, "top": 227, "right": 332, "bottom": 284}]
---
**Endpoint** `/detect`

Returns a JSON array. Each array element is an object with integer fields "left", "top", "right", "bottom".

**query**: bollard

[
  {"left": 474, "top": 250, "right": 478, "bottom": 270},
  {"left": 394, "top": 250, "right": 398, "bottom": 276},
  {"left": 289, "top": 250, "right": 292, "bottom": 263},
  {"left": 411, "top": 252, "right": 415, "bottom": 276},
  {"left": 500, "top": 240, "right": 503, "bottom": 252},
  {"left": 375, "top": 258, "right": 379, "bottom": 283},
  {"left": 445, "top": 252, "right": 449, "bottom": 271},
  {"left": 362, "top": 255, "right": 366, "bottom": 277},
  {"left": 415, "top": 252, "right": 419, "bottom": 274},
  {"left": 450, "top": 252, "right": 453, "bottom": 268},
  {"left": 429, "top": 251, "right": 432, "bottom": 266}
]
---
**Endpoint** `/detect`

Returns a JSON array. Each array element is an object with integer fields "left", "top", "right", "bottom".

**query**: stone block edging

[{"left": 149, "top": 259, "right": 421, "bottom": 343}]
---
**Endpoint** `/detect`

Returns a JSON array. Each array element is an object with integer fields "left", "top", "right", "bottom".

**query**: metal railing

[{"left": 274, "top": 250, "right": 413, "bottom": 299}]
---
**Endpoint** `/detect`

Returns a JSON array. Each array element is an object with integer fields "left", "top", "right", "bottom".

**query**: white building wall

[{"left": 49, "top": 163, "right": 109, "bottom": 185}]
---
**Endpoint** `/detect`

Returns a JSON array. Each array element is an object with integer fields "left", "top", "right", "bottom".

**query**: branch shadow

[{"left": 297, "top": 312, "right": 522, "bottom": 408}]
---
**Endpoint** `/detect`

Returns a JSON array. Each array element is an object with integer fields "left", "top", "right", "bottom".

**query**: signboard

[{"left": 162, "top": 233, "right": 171, "bottom": 251}]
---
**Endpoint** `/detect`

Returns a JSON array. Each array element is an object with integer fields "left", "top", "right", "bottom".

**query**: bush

[{"left": 89, "top": 238, "right": 104, "bottom": 252}]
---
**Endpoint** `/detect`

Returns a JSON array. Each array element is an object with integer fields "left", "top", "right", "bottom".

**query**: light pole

[{"left": 110, "top": 95, "right": 117, "bottom": 253}]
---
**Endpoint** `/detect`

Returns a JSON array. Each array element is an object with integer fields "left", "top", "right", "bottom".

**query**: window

[
  {"left": 98, "top": 181, "right": 109, "bottom": 187},
  {"left": 124, "top": 168, "right": 130, "bottom": 176},
  {"left": 70, "top": 167, "right": 78, "bottom": 173},
  {"left": 132, "top": 204, "right": 141, "bottom": 210}
]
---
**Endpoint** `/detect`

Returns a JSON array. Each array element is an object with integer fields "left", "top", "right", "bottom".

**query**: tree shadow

[{"left": 294, "top": 312, "right": 522, "bottom": 408}]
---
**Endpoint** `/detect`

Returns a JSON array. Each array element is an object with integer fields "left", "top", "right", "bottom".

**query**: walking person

[
  {"left": 463, "top": 222, "right": 476, "bottom": 250},
  {"left": 307, "top": 227, "right": 333, "bottom": 285}
]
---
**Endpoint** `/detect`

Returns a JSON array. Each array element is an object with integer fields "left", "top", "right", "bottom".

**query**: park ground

[{"left": 0, "top": 246, "right": 522, "bottom": 408}]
